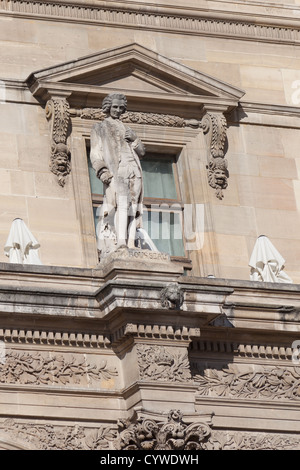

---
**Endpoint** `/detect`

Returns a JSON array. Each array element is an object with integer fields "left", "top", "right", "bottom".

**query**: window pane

[
  {"left": 142, "top": 208, "right": 185, "bottom": 257},
  {"left": 88, "top": 156, "right": 103, "bottom": 195},
  {"left": 141, "top": 158, "right": 177, "bottom": 199}
]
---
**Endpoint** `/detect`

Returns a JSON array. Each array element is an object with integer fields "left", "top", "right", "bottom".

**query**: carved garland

[
  {"left": 45, "top": 98, "right": 71, "bottom": 187},
  {"left": 71, "top": 107, "right": 199, "bottom": 129}
]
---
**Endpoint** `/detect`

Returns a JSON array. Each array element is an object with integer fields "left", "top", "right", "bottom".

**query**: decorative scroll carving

[
  {"left": 0, "top": 350, "right": 118, "bottom": 386},
  {"left": 71, "top": 107, "right": 199, "bottom": 129},
  {"left": 160, "top": 283, "right": 184, "bottom": 310},
  {"left": 0, "top": 419, "right": 116, "bottom": 450},
  {"left": 202, "top": 112, "right": 228, "bottom": 200},
  {"left": 194, "top": 364, "right": 300, "bottom": 401},
  {"left": 136, "top": 345, "right": 191, "bottom": 382},
  {"left": 45, "top": 98, "right": 71, "bottom": 186},
  {"left": 116, "top": 409, "right": 212, "bottom": 450}
]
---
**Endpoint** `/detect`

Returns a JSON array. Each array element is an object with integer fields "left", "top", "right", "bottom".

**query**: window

[
  {"left": 141, "top": 154, "right": 185, "bottom": 257},
  {"left": 87, "top": 143, "right": 185, "bottom": 258}
]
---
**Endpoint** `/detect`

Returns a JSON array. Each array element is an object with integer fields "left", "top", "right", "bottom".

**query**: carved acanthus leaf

[{"left": 46, "top": 98, "right": 71, "bottom": 187}]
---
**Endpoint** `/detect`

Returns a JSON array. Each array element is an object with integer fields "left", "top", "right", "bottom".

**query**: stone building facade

[{"left": 0, "top": 0, "right": 300, "bottom": 451}]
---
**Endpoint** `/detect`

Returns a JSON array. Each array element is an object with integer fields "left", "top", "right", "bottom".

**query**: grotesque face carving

[
  {"left": 54, "top": 152, "right": 70, "bottom": 174},
  {"left": 50, "top": 143, "right": 71, "bottom": 186},
  {"left": 214, "top": 168, "right": 228, "bottom": 187},
  {"left": 208, "top": 158, "right": 229, "bottom": 190}
]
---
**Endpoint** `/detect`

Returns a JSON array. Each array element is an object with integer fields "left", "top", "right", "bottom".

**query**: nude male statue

[{"left": 90, "top": 93, "right": 145, "bottom": 256}]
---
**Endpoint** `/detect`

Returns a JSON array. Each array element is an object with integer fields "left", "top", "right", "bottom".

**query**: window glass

[
  {"left": 142, "top": 207, "right": 185, "bottom": 257},
  {"left": 141, "top": 157, "right": 177, "bottom": 199},
  {"left": 88, "top": 154, "right": 103, "bottom": 195}
]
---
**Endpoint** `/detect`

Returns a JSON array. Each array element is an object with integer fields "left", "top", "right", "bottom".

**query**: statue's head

[{"left": 102, "top": 93, "right": 127, "bottom": 119}]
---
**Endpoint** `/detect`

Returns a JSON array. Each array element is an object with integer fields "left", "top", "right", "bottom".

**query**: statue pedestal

[{"left": 99, "top": 246, "right": 184, "bottom": 282}]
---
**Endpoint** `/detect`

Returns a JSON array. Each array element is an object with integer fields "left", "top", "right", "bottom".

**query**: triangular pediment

[{"left": 27, "top": 43, "right": 244, "bottom": 114}]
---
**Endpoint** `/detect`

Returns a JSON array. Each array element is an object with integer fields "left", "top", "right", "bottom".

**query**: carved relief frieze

[
  {"left": 201, "top": 112, "right": 228, "bottom": 200},
  {"left": 116, "top": 409, "right": 212, "bottom": 451},
  {"left": 2, "top": 1, "right": 300, "bottom": 45},
  {"left": 1, "top": 417, "right": 299, "bottom": 451},
  {"left": 0, "top": 350, "right": 118, "bottom": 387},
  {"left": 0, "top": 419, "right": 117, "bottom": 450},
  {"left": 205, "top": 430, "right": 300, "bottom": 451},
  {"left": 194, "top": 364, "right": 300, "bottom": 401},
  {"left": 136, "top": 344, "right": 191, "bottom": 382},
  {"left": 45, "top": 98, "right": 71, "bottom": 186}
]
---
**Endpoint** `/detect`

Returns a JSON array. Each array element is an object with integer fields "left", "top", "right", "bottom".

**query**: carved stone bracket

[
  {"left": 116, "top": 408, "right": 212, "bottom": 450},
  {"left": 201, "top": 112, "right": 228, "bottom": 200},
  {"left": 45, "top": 98, "right": 71, "bottom": 187}
]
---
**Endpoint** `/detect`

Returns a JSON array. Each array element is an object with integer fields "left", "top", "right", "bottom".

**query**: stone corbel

[
  {"left": 201, "top": 112, "right": 228, "bottom": 200},
  {"left": 45, "top": 97, "right": 71, "bottom": 187}
]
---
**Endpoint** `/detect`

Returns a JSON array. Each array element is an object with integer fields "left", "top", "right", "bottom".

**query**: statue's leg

[
  {"left": 127, "top": 177, "right": 142, "bottom": 249},
  {"left": 116, "top": 177, "right": 129, "bottom": 246}
]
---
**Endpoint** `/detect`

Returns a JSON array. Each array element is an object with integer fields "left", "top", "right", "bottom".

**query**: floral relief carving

[
  {"left": 46, "top": 98, "right": 71, "bottom": 187},
  {"left": 194, "top": 364, "right": 300, "bottom": 400},
  {"left": 204, "top": 431, "right": 300, "bottom": 450},
  {"left": 136, "top": 345, "right": 191, "bottom": 382},
  {"left": 0, "top": 350, "right": 118, "bottom": 386},
  {"left": 0, "top": 419, "right": 116, "bottom": 450},
  {"left": 116, "top": 409, "right": 212, "bottom": 450}
]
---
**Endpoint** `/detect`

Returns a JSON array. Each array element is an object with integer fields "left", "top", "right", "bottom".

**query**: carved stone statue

[{"left": 90, "top": 93, "right": 145, "bottom": 256}]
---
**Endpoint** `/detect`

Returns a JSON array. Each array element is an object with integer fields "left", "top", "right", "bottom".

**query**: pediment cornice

[{"left": 27, "top": 43, "right": 244, "bottom": 115}]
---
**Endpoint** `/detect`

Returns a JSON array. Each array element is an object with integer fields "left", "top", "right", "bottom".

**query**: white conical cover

[
  {"left": 249, "top": 235, "right": 292, "bottom": 283},
  {"left": 4, "top": 218, "right": 42, "bottom": 265}
]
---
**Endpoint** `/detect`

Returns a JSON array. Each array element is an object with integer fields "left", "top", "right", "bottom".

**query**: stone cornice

[{"left": 1, "top": 0, "right": 300, "bottom": 45}]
